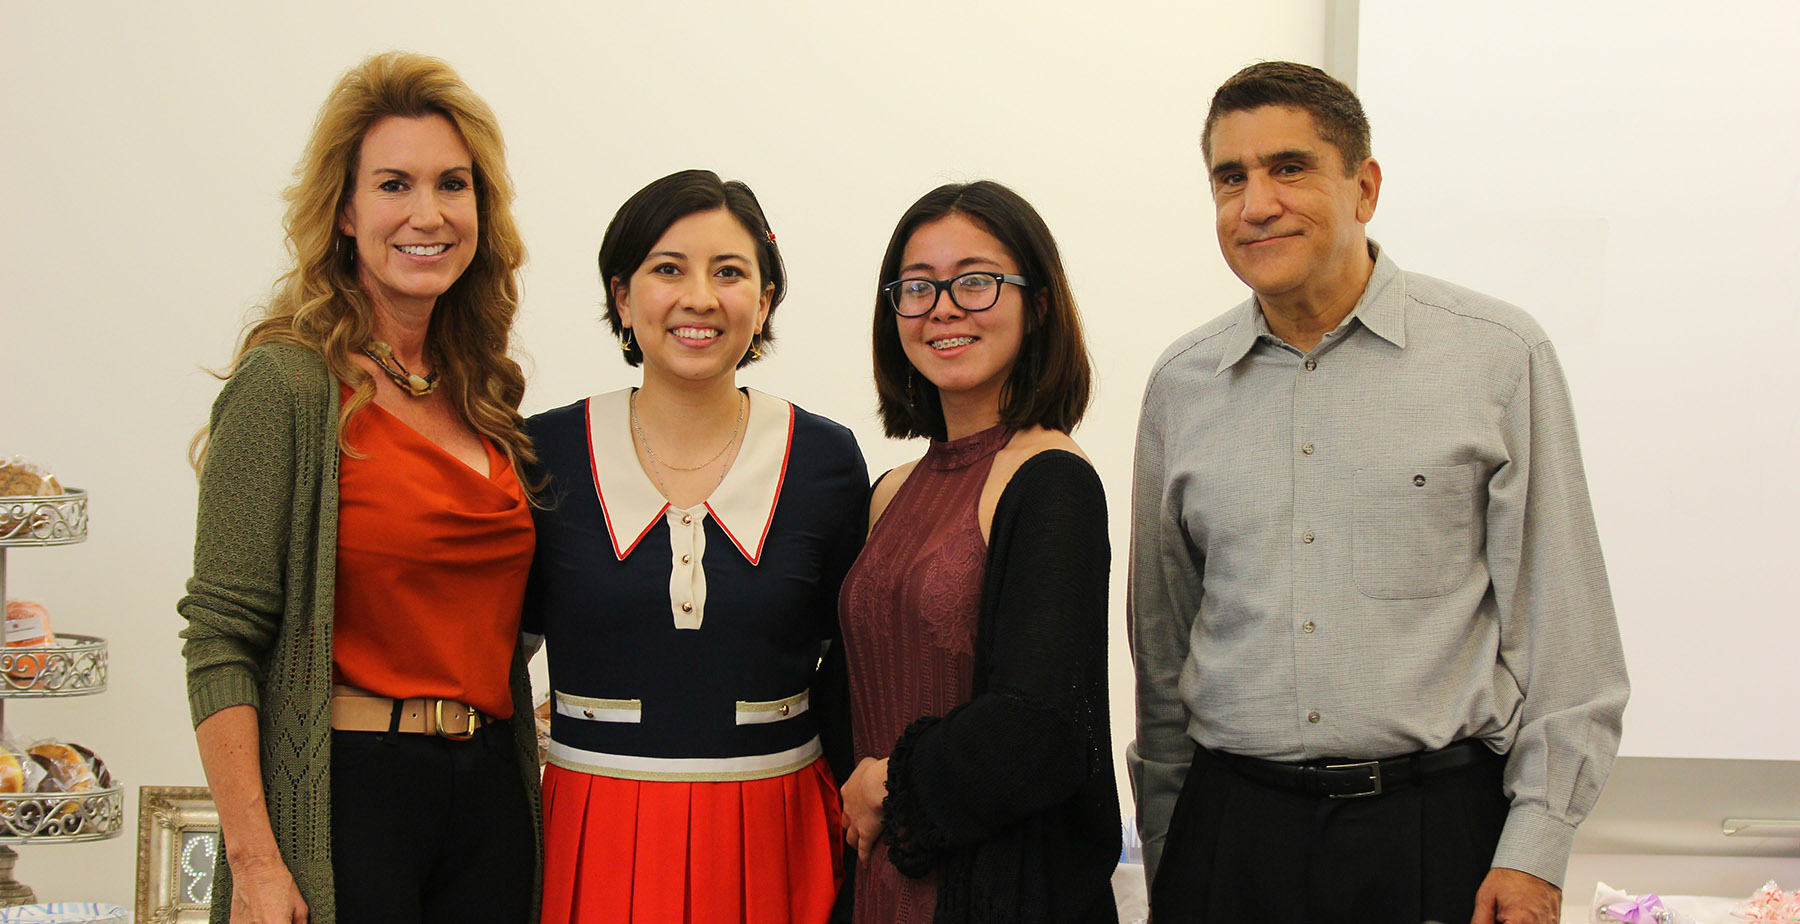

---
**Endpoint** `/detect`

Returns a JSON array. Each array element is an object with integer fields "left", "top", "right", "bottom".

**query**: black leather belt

[{"left": 1216, "top": 740, "right": 1492, "bottom": 799}]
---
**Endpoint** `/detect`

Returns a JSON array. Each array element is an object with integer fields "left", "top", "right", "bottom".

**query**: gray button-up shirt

[{"left": 1127, "top": 244, "right": 1629, "bottom": 887}]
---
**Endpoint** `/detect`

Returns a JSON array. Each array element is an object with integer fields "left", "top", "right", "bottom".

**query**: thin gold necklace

[{"left": 631, "top": 389, "right": 746, "bottom": 473}]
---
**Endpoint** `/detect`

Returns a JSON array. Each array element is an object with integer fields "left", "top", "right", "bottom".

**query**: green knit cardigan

[{"left": 179, "top": 343, "right": 542, "bottom": 923}]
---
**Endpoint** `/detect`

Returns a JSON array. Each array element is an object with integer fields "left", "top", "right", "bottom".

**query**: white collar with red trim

[{"left": 585, "top": 388, "right": 794, "bottom": 565}]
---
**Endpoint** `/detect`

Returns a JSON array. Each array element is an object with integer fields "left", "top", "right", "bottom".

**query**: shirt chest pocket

[{"left": 1351, "top": 463, "right": 1477, "bottom": 600}]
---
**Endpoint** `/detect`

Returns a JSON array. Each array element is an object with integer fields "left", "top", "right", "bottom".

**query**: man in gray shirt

[{"left": 1128, "top": 61, "right": 1628, "bottom": 924}]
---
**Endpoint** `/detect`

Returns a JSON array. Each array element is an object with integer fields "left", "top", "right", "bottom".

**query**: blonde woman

[{"left": 180, "top": 52, "right": 539, "bottom": 924}]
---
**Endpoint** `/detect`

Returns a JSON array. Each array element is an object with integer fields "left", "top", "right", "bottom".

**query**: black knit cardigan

[{"left": 876, "top": 450, "right": 1121, "bottom": 923}]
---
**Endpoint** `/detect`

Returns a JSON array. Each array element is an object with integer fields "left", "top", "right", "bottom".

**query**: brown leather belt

[{"left": 329, "top": 684, "right": 492, "bottom": 740}]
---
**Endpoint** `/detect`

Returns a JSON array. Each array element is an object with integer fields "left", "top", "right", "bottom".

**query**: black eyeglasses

[{"left": 881, "top": 272, "right": 1030, "bottom": 318}]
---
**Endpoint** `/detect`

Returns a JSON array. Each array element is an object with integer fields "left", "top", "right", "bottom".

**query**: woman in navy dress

[{"left": 524, "top": 169, "right": 865, "bottom": 924}]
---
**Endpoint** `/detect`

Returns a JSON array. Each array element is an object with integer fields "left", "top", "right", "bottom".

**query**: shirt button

[
  {"left": 680, "top": 601, "right": 694, "bottom": 613},
  {"left": 680, "top": 553, "right": 692, "bottom": 564},
  {"left": 681, "top": 513, "right": 694, "bottom": 525},
  {"left": 1301, "top": 443, "right": 1315, "bottom": 455},
  {"left": 1304, "top": 358, "right": 1317, "bottom": 371},
  {"left": 1302, "top": 531, "right": 1315, "bottom": 544},
  {"left": 778, "top": 704, "right": 791, "bottom": 716},
  {"left": 1413, "top": 474, "right": 1427, "bottom": 487},
  {"left": 1302, "top": 621, "right": 1316, "bottom": 634},
  {"left": 1307, "top": 711, "right": 1321, "bottom": 724}
]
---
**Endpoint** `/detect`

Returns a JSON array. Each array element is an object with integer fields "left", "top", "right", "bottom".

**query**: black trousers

[
  {"left": 1150, "top": 742, "right": 1508, "bottom": 924},
  {"left": 331, "top": 722, "right": 535, "bottom": 924}
]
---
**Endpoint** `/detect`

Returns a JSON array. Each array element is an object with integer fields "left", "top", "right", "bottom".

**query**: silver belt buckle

[{"left": 1323, "top": 759, "right": 1382, "bottom": 798}]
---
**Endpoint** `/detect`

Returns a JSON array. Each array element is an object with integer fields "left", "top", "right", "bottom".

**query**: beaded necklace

[{"left": 360, "top": 340, "right": 439, "bottom": 397}]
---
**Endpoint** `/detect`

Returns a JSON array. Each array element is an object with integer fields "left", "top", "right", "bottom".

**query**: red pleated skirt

[{"left": 540, "top": 757, "right": 843, "bottom": 924}]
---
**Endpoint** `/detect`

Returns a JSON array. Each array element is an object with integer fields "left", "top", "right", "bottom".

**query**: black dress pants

[
  {"left": 1150, "top": 742, "right": 1508, "bottom": 924},
  {"left": 331, "top": 722, "right": 535, "bottom": 924}
]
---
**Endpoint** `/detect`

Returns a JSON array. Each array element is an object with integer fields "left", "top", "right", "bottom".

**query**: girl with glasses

[{"left": 839, "top": 181, "right": 1121, "bottom": 922}]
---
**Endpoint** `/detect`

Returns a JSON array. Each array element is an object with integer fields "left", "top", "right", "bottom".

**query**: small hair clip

[{"left": 766, "top": 230, "right": 777, "bottom": 244}]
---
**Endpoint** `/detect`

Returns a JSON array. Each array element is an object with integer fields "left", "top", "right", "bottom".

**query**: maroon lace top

[{"left": 839, "top": 424, "right": 1011, "bottom": 924}]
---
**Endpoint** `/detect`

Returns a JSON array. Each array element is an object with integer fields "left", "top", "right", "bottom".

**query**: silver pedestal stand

[{"left": 0, "top": 490, "right": 122, "bottom": 904}]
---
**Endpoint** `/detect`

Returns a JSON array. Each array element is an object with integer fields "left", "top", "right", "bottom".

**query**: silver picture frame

[{"left": 134, "top": 786, "right": 218, "bottom": 923}]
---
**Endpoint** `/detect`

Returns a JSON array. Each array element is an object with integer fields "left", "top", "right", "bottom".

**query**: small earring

[
  {"left": 747, "top": 335, "right": 763, "bottom": 361},
  {"left": 619, "top": 329, "right": 635, "bottom": 353}
]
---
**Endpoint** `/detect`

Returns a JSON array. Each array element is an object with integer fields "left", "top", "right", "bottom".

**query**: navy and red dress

[{"left": 524, "top": 388, "right": 866, "bottom": 924}]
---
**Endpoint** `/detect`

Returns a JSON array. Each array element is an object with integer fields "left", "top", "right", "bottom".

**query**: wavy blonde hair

[{"left": 197, "top": 51, "right": 532, "bottom": 476}]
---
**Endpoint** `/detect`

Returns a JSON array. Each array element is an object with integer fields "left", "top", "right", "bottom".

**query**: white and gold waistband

[{"left": 547, "top": 736, "right": 822, "bottom": 782}]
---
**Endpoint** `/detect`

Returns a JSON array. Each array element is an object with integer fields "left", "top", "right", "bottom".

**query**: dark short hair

[
  {"left": 596, "top": 169, "right": 786, "bottom": 368},
  {"left": 872, "top": 180, "right": 1092, "bottom": 440},
  {"left": 1203, "top": 61, "right": 1370, "bottom": 175}
]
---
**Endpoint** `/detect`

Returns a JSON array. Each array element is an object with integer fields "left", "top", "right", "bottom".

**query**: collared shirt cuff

[
  {"left": 1141, "top": 836, "right": 1166, "bottom": 891},
  {"left": 1127, "top": 738, "right": 1186, "bottom": 888},
  {"left": 1492, "top": 807, "right": 1578, "bottom": 888}
]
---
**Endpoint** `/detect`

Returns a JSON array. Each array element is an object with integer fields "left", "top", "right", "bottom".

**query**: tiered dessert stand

[{"left": 0, "top": 489, "right": 121, "bottom": 904}]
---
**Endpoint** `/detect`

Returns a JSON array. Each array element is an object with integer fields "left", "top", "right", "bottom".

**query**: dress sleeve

[
  {"left": 1486, "top": 340, "right": 1629, "bottom": 886},
  {"left": 177, "top": 347, "right": 306, "bottom": 727},
  {"left": 519, "top": 416, "right": 553, "bottom": 643},
  {"left": 1125, "top": 376, "right": 1205, "bottom": 885},
  {"left": 811, "top": 438, "right": 869, "bottom": 786},
  {"left": 518, "top": 528, "right": 547, "bottom": 656},
  {"left": 880, "top": 451, "right": 1109, "bottom": 876}
]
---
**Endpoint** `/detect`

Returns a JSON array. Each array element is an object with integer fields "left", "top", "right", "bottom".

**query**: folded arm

[{"left": 880, "top": 452, "right": 1111, "bottom": 876}]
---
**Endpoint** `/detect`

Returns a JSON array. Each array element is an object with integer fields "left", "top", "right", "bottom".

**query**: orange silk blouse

[{"left": 332, "top": 391, "right": 534, "bottom": 719}]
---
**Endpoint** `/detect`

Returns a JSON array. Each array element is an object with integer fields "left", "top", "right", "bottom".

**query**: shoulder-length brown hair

[
  {"left": 872, "top": 180, "right": 1092, "bottom": 440},
  {"left": 197, "top": 51, "right": 532, "bottom": 475}
]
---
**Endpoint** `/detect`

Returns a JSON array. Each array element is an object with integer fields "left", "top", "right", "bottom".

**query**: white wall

[
  {"left": 0, "top": 1, "right": 1326, "bottom": 905},
  {"left": 1356, "top": 0, "right": 1800, "bottom": 762}
]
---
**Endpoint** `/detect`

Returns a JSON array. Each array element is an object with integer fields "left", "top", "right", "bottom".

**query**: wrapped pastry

[
  {"left": 29, "top": 742, "right": 100, "bottom": 793},
  {"left": 0, "top": 459, "right": 61, "bottom": 498},
  {"left": 0, "top": 751, "right": 26, "bottom": 794},
  {"left": 3, "top": 599, "right": 55, "bottom": 684},
  {"left": 0, "top": 742, "right": 48, "bottom": 794},
  {"left": 78, "top": 742, "right": 113, "bottom": 788},
  {"left": 0, "top": 458, "right": 64, "bottom": 538}
]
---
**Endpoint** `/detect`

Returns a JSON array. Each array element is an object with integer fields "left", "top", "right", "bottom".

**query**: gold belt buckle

[{"left": 433, "top": 699, "right": 478, "bottom": 740}]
